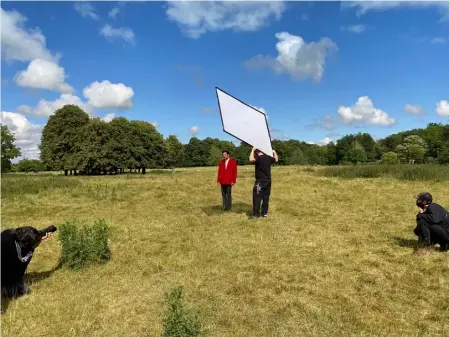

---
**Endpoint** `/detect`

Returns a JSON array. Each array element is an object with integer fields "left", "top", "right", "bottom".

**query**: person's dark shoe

[{"left": 439, "top": 244, "right": 449, "bottom": 252}]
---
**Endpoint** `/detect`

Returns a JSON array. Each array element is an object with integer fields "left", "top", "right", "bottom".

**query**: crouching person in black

[
  {"left": 1, "top": 225, "right": 56, "bottom": 298},
  {"left": 413, "top": 192, "right": 449, "bottom": 252}
]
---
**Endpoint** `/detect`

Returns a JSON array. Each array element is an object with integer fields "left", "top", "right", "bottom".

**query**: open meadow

[{"left": 1, "top": 166, "right": 449, "bottom": 337}]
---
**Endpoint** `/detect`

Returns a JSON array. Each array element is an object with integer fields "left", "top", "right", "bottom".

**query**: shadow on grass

[
  {"left": 392, "top": 236, "right": 421, "bottom": 250},
  {"left": 202, "top": 202, "right": 252, "bottom": 216},
  {"left": 1, "top": 262, "right": 62, "bottom": 315}
]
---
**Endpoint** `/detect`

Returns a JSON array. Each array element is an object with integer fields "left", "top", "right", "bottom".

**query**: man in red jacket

[{"left": 217, "top": 150, "right": 237, "bottom": 210}]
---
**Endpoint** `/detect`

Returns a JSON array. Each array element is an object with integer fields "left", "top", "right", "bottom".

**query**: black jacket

[
  {"left": 1, "top": 229, "right": 34, "bottom": 288},
  {"left": 416, "top": 203, "right": 449, "bottom": 230}
]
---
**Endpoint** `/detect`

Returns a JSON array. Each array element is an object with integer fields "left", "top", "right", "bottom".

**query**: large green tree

[
  {"left": 396, "top": 135, "right": 427, "bottom": 164},
  {"left": 1, "top": 125, "right": 21, "bottom": 172},
  {"left": 40, "top": 105, "right": 90, "bottom": 175},
  {"left": 165, "top": 135, "right": 185, "bottom": 168}
]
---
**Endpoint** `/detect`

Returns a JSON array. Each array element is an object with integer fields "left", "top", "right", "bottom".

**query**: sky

[{"left": 1, "top": 0, "right": 449, "bottom": 160}]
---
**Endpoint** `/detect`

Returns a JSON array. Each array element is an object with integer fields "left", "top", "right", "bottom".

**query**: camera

[{"left": 39, "top": 225, "right": 57, "bottom": 235}]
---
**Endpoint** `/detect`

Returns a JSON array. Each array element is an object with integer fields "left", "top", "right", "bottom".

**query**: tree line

[{"left": 2, "top": 104, "right": 448, "bottom": 174}]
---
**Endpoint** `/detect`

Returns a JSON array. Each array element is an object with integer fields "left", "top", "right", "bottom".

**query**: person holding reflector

[{"left": 249, "top": 147, "right": 278, "bottom": 218}]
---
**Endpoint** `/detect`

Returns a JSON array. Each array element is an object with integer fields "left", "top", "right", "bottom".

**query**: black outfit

[
  {"left": 414, "top": 203, "right": 449, "bottom": 250},
  {"left": 1, "top": 229, "right": 34, "bottom": 297},
  {"left": 252, "top": 154, "right": 275, "bottom": 217},
  {"left": 221, "top": 184, "right": 232, "bottom": 210}
]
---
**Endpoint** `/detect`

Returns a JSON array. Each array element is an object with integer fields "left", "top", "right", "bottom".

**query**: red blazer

[{"left": 217, "top": 158, "right": 237, "bottom": 185}]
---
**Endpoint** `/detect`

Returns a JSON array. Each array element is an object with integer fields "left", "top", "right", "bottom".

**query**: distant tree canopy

[
  {"left": 3, "top": 105, "right": 448, "bottom": 175},
  {"left": 1, "top": 125, "right": 21, "bottom": 173}
]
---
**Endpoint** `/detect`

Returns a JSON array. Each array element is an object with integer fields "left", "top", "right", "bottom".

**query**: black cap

[{"left": 414, "top": 192, "right": 432, "bottom": 203}]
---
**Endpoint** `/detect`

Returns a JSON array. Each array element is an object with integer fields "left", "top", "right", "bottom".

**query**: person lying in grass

[
  {"left": 413, "top": 192, "right": 449, "bottom": 252},
  {"left": 1, "top": 225, "right": 56, "bottom": 298}
]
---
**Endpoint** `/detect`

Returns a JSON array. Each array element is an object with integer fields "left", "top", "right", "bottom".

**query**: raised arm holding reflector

[{"left": 215, "top": 87, "right": 273, "bottom": 157}]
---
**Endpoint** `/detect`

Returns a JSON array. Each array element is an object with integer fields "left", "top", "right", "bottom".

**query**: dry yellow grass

[{"left": 1, "top": 166, "right": 449, "bottom": 337}]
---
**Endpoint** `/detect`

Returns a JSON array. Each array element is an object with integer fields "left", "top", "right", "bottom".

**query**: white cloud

[
  {"left": 1, "top": 8, "right": 57, "bottom": 62},
  {"left": 245, "top": 32, "right": 337, "bottom": 82},
  {"left": 436, "top": 100, "right": 449, "bottom": 117},
  {"left": 166, "top": 1, "right": 286, "bottom": 39},
  {"left": 109, "top": 7, "right": 120, "bottom": 19},
  {"left": 83, "top": 80, "right": 134, "bottom": 109},
  {"left": 18, "top": 94, "right": 93, "bottom": 118},
  {"left": 100, "top": 25, "right": 135, "bottom": 44},
  {"left": 307, "top": 137, "right": 332, "bottom": 146},
  {"left": 189, "top": 126, "right": 199, "bottom": 136},
  {"left": 341, "top": 24, "right": 367, "bottom": 33},
  {"left": 338, "top": 96, "right": 396, "bottom": 126},
  {"left": 342, "top": 1, "right": 449, "bottom": 22},
  {"left": 14, "top": 58, "right": 74, "bottom": 94},
  {"left": 250, "top": 105, "right": 267, "bottom": 115},
  {"left": 404, "top": 104, "right": 424, "bottom": 115},
  {"left": 1, "top": 111, "right": 43, "bottom": 160},
  {"left": 74, "top": 2, "right": 99, "bottom": 20},
  {"left": 102, "top": 113, "right": 117, "bottom": 123}
]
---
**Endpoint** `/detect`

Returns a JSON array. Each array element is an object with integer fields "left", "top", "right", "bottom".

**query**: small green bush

[
  {"left": 161, "top": 286, "right": 203, "bottom": 337},
  {"left": 58, "top": 219, "right": 110, "bottom": 270}
]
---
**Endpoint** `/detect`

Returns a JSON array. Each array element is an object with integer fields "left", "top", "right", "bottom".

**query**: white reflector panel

[{"left": 215, "top": 87, "right": 273, "bottom": 157}]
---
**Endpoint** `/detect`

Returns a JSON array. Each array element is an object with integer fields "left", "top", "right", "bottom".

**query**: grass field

[{"left": 1, "top": 166, "right": 449, "bottom": 337}]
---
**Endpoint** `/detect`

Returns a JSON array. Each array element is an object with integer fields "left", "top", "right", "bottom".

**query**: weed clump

[
  {"left": 161, "top": 286, "right": 203, "bottom": 337},
  {"left": 58, "top": 219, "right": 110, "bottom": 270}
]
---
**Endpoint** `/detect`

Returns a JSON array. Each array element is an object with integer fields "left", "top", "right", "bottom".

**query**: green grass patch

[
  {"left": 58, "top": 219, "right": 110, "bottom": 270},
  {"left": 1, "top": 174, "right": 81, "bottom": 199},
  {"left": 318, "top": 164, "right": 449, "bottom": 181}
]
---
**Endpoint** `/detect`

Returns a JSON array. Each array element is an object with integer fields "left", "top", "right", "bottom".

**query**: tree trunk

[
  {"left": 74, "top": 169, "right": 78, "bottom": 176},
  {"left": 70, "top": 170, "right": 73, "bottom": 175},
  {"left": 138, "top": 168, "right": 141, "bottom": 173},
  {"left": 142, "top": 167, "right": 146, "bottom": 174},
  {"left": 64, "top": 169, "right": 68, "bottom": 176}
]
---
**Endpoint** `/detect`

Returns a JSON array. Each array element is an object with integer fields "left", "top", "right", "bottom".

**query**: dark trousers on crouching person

[
  {"left": 414, "top": 221, "right": 449, "bottom": 251},
  {"left": 221, "top": 184, "right": 232, "bottom": 210},
  {"left": 253, "top": 179, "right": 271, "bottom": 217}
]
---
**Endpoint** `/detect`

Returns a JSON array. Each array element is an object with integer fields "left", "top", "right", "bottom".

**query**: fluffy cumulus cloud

[
  {"left": 18, "top": 94, "right": 93, "bottom": 117},
  {"left": 189, "top": 126, "right": 199, "bottom": 136},
  {"left": 14, "top": 58, "right": 74, "bottom": 93},
  {"left": 245, "top": 32, "right": 337, "bottom": 82},
  {"left": 338, "top": 96, "right": 396, "bottom": 126},
  {"left": 436, "top": 100, "right": 449, "bottom": 116},
  {"left": 83, "top": 80, "right": 134, "bottom": 109},
  {"left": 102, "top": 113, "right": 117, "bottom": 123},
  {"left": 100, "top": 25, "right": 135, "bottom": 44},
  {"left": 404, "top": 104, "right": 424, "bottom": 114},
  {"left": 74, "top": 2, "right": 99, "bottom": 20},
  {"left": 1, "top": 8, "right": 57, "bottom": 62},
  {"left": 308, "top": 137, "right": 332, "bottom": 146},
  {"left": 1, "top": 111, "right": 43, "bottom": 160},
  {"left": 166, "top": 1, "right": 286, "bottom": 38}
]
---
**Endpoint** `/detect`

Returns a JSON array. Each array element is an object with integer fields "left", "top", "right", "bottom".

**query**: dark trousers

[
  {"left": 221, "top": 184, "right": 232, "bottom": 210},
  {"left": 414, "top": 221, "right": 449, "bottom": 249},
  {"left": 253, "top": 179, "right": 271, "bottom": 216}
]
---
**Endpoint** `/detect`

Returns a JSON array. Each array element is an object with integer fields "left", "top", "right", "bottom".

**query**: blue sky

[{"left": 1, "top": 1, "right": 449, "bottom": 159}]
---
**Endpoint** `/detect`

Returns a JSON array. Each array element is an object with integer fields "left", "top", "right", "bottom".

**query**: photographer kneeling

[
  {"left": 1, "top": 225, "right": 56, "bottom": 298},
  {"left": 413, "top": 192, "right": 449, "bottom": 252}
]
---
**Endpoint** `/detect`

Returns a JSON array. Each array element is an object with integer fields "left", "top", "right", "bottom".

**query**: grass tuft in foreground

[
  {"left": 58, "top": 219, "right": 110, "bottom": 270},
  {"left": 319, "top": 164, "right": 449, "bottom": 181},
  {"left": 161, "top": 286, "right": 203, "bottom": 337}
]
